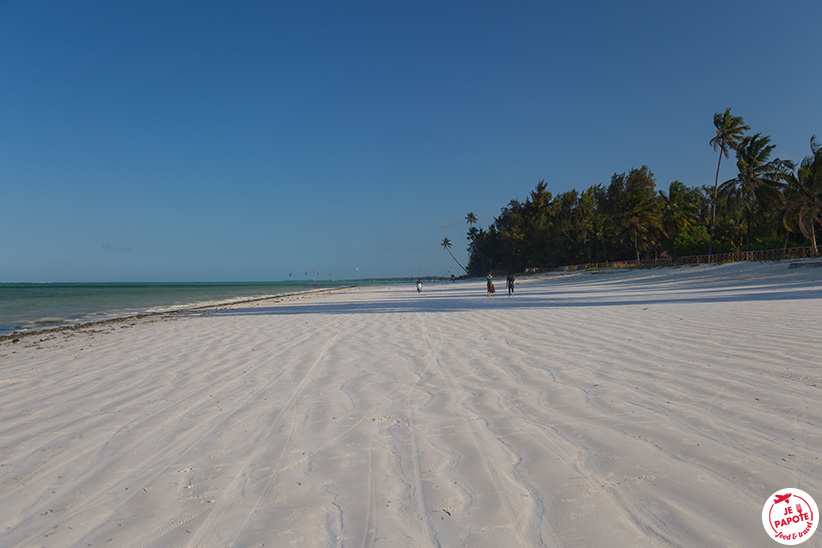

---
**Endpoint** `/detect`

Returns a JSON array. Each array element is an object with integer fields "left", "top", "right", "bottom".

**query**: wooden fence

[{"left": 528, "top": 246, "right": 819, "bottom": 273}]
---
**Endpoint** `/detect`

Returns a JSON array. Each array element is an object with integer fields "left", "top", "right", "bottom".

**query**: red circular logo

[{"left": 762, "top": 488, "right": 818, "bottom": 545}]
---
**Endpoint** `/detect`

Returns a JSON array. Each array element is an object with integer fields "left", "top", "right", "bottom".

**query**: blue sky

[{"left": 2, "top": 1, "right": 820, "bottom": 281}]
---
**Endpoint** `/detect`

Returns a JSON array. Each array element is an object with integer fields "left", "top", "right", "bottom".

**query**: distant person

[
  {"left": 451, "top": 274, "right": 456, "bottom": 283},
  {"left": 506, "top": 273, "right": 515, "bottom": 296},
  {"left": 416, "top": 279, "right": 423, "bottom": 293},
  {"left": 486, "top": 272, "right": 494, "bottom": 297}
]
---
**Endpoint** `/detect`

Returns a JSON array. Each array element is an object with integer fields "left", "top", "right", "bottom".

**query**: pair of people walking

[{"left": 486, "top": 272, "right": 515, "bottom": 296}]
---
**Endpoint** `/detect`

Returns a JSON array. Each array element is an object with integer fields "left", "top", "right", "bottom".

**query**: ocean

[{"left": 0, "top": 282, "right": 350, "bottom": 335}]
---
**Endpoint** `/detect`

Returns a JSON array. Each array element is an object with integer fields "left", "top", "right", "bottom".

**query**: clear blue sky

[{"left": 2, "top": 1, "right": 820, "bottom": 281}]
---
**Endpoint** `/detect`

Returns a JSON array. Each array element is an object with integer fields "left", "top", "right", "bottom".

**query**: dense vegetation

[{"left": 446, "top": 110, "right": 822, "bottom": 276}]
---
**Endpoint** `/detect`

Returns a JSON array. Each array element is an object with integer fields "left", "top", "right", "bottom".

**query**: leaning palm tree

[
  {"left": 719, "top": 133, "right": 792, "bottom": 251},
  {"left": 786, "top": 136, "right": 822, "bottom": 255},
  {"left": 441, "top": 237, "right": 467, "bottom": 273},
  {"left": 709, "top": 108, "right": 749, "bottom": 254}
]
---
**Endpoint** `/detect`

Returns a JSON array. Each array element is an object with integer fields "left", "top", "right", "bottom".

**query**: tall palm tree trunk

[
  {"left": 709, "top": 154, "right": 722, "bottom": 255},
  {"left": 448, "top": 249, "right": 467, "bottom": 273}
]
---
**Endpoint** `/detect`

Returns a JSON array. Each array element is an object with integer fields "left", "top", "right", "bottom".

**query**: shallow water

[{"left": 0, "top": 282, "right": 347, "bottom": 334}]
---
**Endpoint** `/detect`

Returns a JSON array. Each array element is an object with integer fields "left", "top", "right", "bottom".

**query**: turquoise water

[{"left": 0, "top": 282, "right": 349, "bottom": 335}]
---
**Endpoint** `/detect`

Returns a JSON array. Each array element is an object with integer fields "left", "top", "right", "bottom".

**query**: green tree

[
  {"left": 709, "top": 108, "right": 749, "bottom": 254},
  {"left": 495, "top": 200, "right": 528, "bottom": 272},
  {"left": 661, "top": 181, "right": 698, "bottom": 238},
  {"left": 522, "top": 181, "right": 554, "bottom": 268},
  {"left": 590, "top": 213, "right": 615, "bottom": 262},
  {"left": 660, "top": 181, "right": 700, "bottom": 254},
  {"left": 719, "top": 133, "right": 792, "bottom": 251},
  {"left": 466, "top": 227, "right": 489, "bottom": 275},
  {"left": 464, "top": 212, "right": 480, "bottom": 264},
  {"left": 673, "top": 225, "right": 710, "bottom": 256},
  {"left": 441, "top": 237, "right": 467, "bottom": 273},
  {"left": 573, "top": 188, "right": 598, "bottom": 261},
  {"left": 715, "top": 211, "right": 748, "bottom": 251},
  {"left": 551, "top": 190, "right": 581, "bottom": 265},
  {"left": 619, "top": 193, "right": 663, "bottom": 261},
  {"left": 465, "top": 211, "right": 480, "bottom": 268},
  {"left": 607, "top": 166, "right": 662, "bottom": 261},
  {"left": 786, "top": 136, "right": 822, "bottom": 254}
]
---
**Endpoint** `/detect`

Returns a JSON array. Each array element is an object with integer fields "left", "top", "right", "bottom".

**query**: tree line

[{"left": 441, "top": 109, "right": 822, "bottom": 276}]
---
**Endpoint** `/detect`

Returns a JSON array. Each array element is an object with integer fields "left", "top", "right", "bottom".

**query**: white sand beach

[{"left": 1, "top": 261, "right": 821, "bottom": 547}]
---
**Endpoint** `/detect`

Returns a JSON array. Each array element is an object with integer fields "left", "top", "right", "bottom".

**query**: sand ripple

[{"left": 1, "top": 261, "right": 820, "bottom": 547}]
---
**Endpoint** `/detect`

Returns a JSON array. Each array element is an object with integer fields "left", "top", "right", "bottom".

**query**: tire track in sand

[
  {"left": 397, "top": 294, "right": 447, "bottom": 548},
  {"left": 412, "top": 307, "right": 533, "bottom": 547}
]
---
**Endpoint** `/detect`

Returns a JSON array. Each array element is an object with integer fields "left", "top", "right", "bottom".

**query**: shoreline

[
  {"left": 8, "top": 258, "right": 817, "bottom": 340},
  {"left": 0, "top": 285, "right": 355, "bottom": 341}
]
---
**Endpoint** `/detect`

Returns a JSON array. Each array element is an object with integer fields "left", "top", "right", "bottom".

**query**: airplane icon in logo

[{"left": 774, "top": 493, "right": 792, "bottom": 504}]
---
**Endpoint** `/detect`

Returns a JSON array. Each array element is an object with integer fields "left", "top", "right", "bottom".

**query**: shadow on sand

[{"left": 203, "top": 278, "right": 822, "bottom": 318}]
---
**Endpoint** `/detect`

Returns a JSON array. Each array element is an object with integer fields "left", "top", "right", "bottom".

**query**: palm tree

[
  {"left": 775, "top": 188, "right": 797, "bottom": 252},
  {"left": 464, "top": 212, "right": 480, "bottom": 268},
  {"left": 573, "top": 189, "right": 597, "bottom": 261},
  {"left": 590, "top": 214, "right": 615, "bottom": 262},
  {"left": 786, "top": 136, "right": 822, "bottom": 255},
  {"left": 661, "top": 181, "right": 698, "bottom": 240},
  {"left": 619, "top": 193, "right": 662, "bottom": 262},
  {"left": 441, "top": 237, "right": 467, "bottom": 273},
  {"left": 709, "top": 108, "right": 749, "bottom": 254},
  {"left": 719, "top": 133, "right": 792, "bottom": 251}
]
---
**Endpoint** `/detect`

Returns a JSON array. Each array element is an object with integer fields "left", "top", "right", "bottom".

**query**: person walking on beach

[
  {"left": 486, "top": 272, "right": 494, "bottom": 297},
  {"left": 416, "top": 279, "right": 423, "bottom": 293},
  {"left": 506, "top": 273, "right": 515, "bottom": 296}
]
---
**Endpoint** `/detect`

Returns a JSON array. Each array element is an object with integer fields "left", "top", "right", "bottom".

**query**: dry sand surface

[{"left": 1, "top": 261, "right": 821, "bottom": 547}]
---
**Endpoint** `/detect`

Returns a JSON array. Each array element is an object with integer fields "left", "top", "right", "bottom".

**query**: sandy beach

[{"left": 1, "top": 261, "right": 821, "bottom": 547}]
